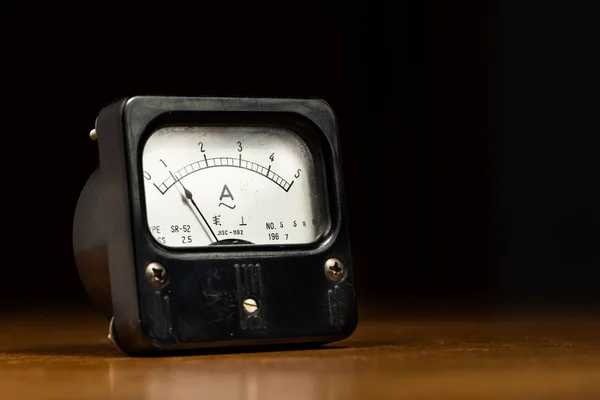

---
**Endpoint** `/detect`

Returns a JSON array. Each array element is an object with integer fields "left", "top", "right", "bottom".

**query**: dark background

[{"left": 1, "top": 1, "right": 598, "bottom": 312}]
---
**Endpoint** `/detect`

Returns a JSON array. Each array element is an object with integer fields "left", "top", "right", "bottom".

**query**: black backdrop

[{"left": 1, "top": 1, "right": 598, "bottom": 311}]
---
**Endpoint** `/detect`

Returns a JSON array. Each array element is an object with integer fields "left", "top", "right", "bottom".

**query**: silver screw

[
  {"left": 324, "top": 258, "right": 346, "bottom": 282},
  {"left": 242, "top": 297, "right": 259, "bottom": 314},
  {"left": 145, "top": 262, "right": 168, "bottom": 288}
]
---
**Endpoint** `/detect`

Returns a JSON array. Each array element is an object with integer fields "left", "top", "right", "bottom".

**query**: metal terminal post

[{"left": 89, "top": 116, "right": 99, "bottom": 140}]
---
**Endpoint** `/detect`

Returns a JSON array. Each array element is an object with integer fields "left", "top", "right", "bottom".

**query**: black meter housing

[{"left": 73, "top": 96, "right": 357, "bottom": 355}]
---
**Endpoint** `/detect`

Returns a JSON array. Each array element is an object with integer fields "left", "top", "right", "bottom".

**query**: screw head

[
  {"left": 324, "top": 258, "right": 346, "bottom": 282},
  {"left": 242, "top": 297, "right": 259, "bottom": 314},
  {"left": 145, "top": 262, "right": 168, "bottom": 288}
]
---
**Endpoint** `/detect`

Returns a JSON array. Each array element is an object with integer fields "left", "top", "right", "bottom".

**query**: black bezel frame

[{"left": 97, "top": 96, "right": 356, "bottom": 355}]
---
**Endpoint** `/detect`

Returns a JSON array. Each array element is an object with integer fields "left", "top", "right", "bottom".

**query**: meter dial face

[{"left": 141, "top": 126, "right": 330, "bottom": 248}]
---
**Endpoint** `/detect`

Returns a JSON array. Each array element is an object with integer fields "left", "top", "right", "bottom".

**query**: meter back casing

[{"left": 96, "top": 96, "right": 356, "bottom": 355}]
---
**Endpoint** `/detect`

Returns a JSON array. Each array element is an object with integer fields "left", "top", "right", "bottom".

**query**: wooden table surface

[{"left": 1, "top": 305, "right": 599, "bottom": 399}]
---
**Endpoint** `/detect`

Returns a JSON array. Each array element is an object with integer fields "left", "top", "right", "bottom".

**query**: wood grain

[{"left": 1, "top": 306, "right": 599, "bottom": 399}]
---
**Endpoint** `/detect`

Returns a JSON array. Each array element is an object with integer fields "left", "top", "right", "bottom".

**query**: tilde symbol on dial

[{"left": 218, "top": 184, "right": 236, "bottom": 209}]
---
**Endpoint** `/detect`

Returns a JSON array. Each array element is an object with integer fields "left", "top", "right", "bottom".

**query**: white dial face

[{"left": 141, "top": 126, "right": 329, "bottom": 248}]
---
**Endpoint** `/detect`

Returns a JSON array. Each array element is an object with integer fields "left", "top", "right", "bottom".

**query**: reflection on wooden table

[{"left": 0, "top": 305, "right": 599, "bottom": 399}]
